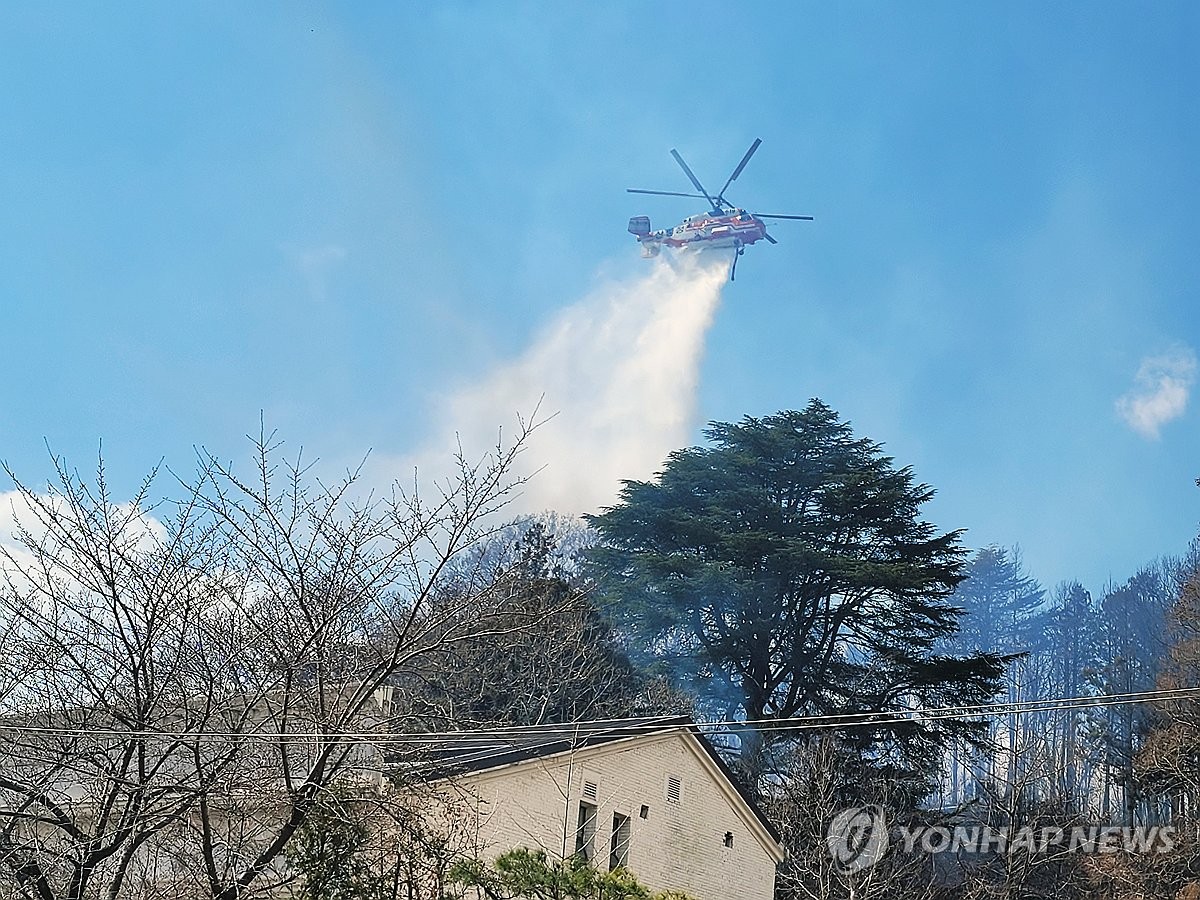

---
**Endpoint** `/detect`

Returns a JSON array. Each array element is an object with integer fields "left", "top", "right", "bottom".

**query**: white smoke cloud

[
  {"left": 407, "top": 252, "right": 730, "bottom": 515},
  {"left": 1115, "top": 345, "right": 1197, "bottom": 440},
  {"left": 3, "top": 252, "right": 728, "bottom": 580}
]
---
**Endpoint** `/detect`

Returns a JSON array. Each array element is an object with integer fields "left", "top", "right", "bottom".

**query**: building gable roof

[{"left": 392, "top": 716, "right": 783, "bottom": 852}]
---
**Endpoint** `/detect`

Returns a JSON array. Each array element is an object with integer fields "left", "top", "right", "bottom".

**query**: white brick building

[{"left": 413, "top": 717, "right": 784, "bottom": 900}]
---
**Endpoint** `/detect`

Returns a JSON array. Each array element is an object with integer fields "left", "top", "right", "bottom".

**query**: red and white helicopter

[{"left": 627, "top": 138, "right": 812, "bottom": 279}]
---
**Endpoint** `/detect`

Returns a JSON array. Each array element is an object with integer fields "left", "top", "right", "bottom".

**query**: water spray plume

[{"left": 413, "top": 252, "right": 730, "bottom": 516}]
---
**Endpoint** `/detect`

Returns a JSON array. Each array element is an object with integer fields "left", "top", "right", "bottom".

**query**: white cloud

[
  {"left": 1115, "top": 345, "right": 1197, "bottom": 440},
  {"left": 401, "top": 252, "right": 730, "bottom": 515},
  {"left": 0, "top": 489, "right": 167, "bottom": 585},
  {"left": 0, "top": 490, "right": 43, "bottom": 580}
]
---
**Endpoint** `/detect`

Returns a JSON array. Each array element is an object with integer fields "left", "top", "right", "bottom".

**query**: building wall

[{"left": 444, "top": 732, "right": 780, "bottom": 900}]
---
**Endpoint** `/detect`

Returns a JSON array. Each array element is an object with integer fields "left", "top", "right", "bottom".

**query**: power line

[
  {"left": 0, "top": 686, "right": 1196, "bottom": 745},
  {"left": 710, "top": 685, "right": 1200, "bottom": 732},
  {"left": 1, "top": 688, "right": 1196, "bottom": 792}
]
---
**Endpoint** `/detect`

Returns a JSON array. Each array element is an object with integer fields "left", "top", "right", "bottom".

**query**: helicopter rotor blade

[
  {"left": 754, "top": 213, "right": 815, "bottom": 220},
  {"left": 764, "top": 233, "right": 778, "bottom": 244},
  {"left": 717, "top": 138, "right": 762, "bottom": 202},
  {"left": 670, "top": 149, "right": 718, "bottom": 208},
  {"left": 627, "top": 189, "right": 710, "bottom": 199}
]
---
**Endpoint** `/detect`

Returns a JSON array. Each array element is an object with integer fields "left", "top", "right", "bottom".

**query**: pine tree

[
  {"left": 941, "top": 547, "right": 1045, "bottom": 807},
  {"left": 587, "top": 401, "right": 1005, "bottom": 789}
]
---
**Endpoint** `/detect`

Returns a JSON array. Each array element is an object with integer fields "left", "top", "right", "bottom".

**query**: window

[
  {"left": 639, "top": 804, "right": 649, "bottom": 820},
  {"left": 666, "top": 775, "right": 682, "bottom": 804},
  {"left": 724, "top": 832, "right": 734, "bottom": 848},
  {"left": 574, "top": 802, "right": 597, "bottom": 861},
  {"left": 609, "top": 812, "right": 631, "bottom": 870}
]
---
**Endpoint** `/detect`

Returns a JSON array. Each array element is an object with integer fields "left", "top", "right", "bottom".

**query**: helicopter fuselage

[{"left": 628, "top": 209, "right": 768, "bottom": 254}]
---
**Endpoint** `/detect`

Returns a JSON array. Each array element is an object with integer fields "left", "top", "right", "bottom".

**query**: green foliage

[
  {"left": 448, "top": 848, "right": 692, "bottom": 900},
  {"left": 286, "top": 788, "right": 386, "bottom": 900},
  {"left": 587, "top": 401, "right": 1006, "bottom": 785}
]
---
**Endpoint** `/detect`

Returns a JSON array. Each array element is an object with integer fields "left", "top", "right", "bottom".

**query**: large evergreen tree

[{"left": 587, "top": 401, "right": 1005, "bottom": 786}]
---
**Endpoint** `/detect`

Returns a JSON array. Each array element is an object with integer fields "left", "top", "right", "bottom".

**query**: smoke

[
  {"left": 1115, "top": 345, "right": 1197, "bottom": 440},
  {"left": 407, "top": 252, "right": 730, "bottom": 516},
  {"left": 3, "top": 252, "right": 729, "bottom": 571}
]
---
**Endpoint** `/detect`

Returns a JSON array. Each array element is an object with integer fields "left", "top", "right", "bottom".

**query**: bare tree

[
  {"left": 953, "top": 727, "right": 1095, "bottom": 900},
  {"left": 766, "top": 737, "right": 939, "bottom": 900},
  {"left": 0, "top": 426, "right": 532, "bottom": 900}
]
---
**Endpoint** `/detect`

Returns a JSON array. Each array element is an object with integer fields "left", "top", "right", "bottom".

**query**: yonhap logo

[
  {"left": 826, "top": 806, "right": 889, "bottom": 872},
  {"left": 824, "top": 807, "right": 1177, "bottom": 868}
]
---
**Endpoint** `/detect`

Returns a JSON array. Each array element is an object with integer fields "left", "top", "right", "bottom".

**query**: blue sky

[{"left": 1, "top": 3, "right": 1196, "bottom": 593}]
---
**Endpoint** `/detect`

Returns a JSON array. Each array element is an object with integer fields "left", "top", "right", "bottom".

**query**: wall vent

[
  {"left": 583, "top": 780, "right": 599, "bottom": 802},
  {"left": 666, "top": 775, "right": 682, "bottom": 803}
]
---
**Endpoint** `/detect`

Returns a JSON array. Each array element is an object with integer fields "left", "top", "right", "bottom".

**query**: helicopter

[{"left": 626, "top": 138, "right": 812, "bottom": 279}]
